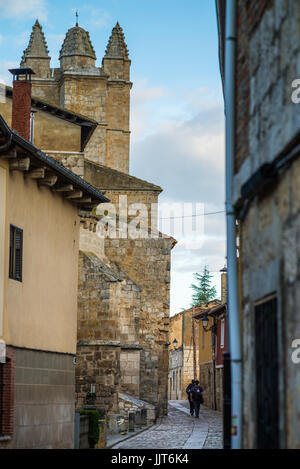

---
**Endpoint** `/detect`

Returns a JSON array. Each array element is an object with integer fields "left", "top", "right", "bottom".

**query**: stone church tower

[{"left": 20, "top": 19, "right": 175, "bottom": 422}]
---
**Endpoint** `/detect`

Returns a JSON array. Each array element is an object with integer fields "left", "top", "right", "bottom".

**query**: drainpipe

[
  {"left": 224, "top": 0, "right": 242, "bottom": 449},
  {"left": 30, "top": 110, "right": 36, "bottom": 144}
]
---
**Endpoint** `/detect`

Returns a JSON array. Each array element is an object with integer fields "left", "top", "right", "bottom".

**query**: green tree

[{"left": 190, "top": 266, "right": 217, "bottom": 306}]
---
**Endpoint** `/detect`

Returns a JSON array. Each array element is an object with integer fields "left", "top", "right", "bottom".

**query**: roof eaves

[
  {"left": 0, "top": 115, "right": 109, "bottom": 207},
  {"left": 85, "top": 159, "right": 163, "bottom": 192},
  {"left": 193, "top": 302, "right": 226, "bottom": 319}
]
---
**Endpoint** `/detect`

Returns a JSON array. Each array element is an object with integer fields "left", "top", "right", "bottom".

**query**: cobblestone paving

[
  {"left": 202, "top": 408, "right": 223, "bottom": 449},
  {"left": 112, "top": 401, "right": 223, "bottom": 449}
]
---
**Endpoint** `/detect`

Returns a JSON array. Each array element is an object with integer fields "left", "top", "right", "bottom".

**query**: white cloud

[
  {"left": 0, "top": 0, "right": 47, "bottom": 22},
  {"left": 14, "top": 30, "right": 30, "bottom": 47},
  {"left": 131, "top": 79, "right": 169, "bottom": 140},
  {"left": 89, "top": 10, "right": 110, "bottom": 30},
  {"left": 70, "top": 6, "right": 111, "bottom": 31},
  {"left": 130, "top": 81, "right": 226, "bottom": 315},
  {"left": 0, "top": 60, "right": 18, "bottom": 85}
]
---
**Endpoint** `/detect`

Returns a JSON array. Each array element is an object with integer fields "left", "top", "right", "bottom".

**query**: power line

[{"left": 159, "top": 210, "right": 225, "bottom": 220}]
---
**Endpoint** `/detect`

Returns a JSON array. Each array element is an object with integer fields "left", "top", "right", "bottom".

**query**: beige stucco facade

[
  {"left": 0, "top": 159, "right": 79, "bottom": 354},
  {"left": 168, "top": 304, "right": 217, "bottom": 404}
]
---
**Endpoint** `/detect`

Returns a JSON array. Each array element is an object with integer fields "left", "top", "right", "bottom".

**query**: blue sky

[{"left": 0, "top": 0, "right": 226, "bottom": 315}]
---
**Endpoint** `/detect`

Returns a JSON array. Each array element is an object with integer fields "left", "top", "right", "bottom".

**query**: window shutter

[
  {"left": 9, "top": 225, "right": 23, "bottom": 282},
  {"left": 9, "top": 226, "right": 14, "bottom": 279},
  {"left": 14, "top": 228, "right": 23, "bottom": 281}
]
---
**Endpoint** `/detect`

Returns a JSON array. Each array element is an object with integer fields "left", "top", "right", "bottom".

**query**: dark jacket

[
  {"left": 191, "top": 385, "right": 204, "bottom": 401},
  {"left": 186, "top": 383, "right": 194, "bottom": 395}
]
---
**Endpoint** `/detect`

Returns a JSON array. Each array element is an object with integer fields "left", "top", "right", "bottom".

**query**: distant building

[
  {"left": 169, "top": 269, "right": 227, "bottom": 410},
  {"left": 168, "top": 300, "right": 221, "bottom": 403},
  {"left": 193, "top": 301, "right": 227, "bottom": 411}
]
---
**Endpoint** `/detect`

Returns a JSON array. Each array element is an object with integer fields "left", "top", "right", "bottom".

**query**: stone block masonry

[
  {"left": 76, "top": 344, "right": 121, "bottom": 414},
  {"left": 232, "top": 0, "right": 300, "bottom": 448},
  {"left": 105, "top": 236, "right": 173, "bottom": 417}
]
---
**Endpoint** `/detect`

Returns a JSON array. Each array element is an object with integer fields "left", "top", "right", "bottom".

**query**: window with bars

[
  {"left": 255, "top": 295, "right": 279, "bottom": 448},
  {"left": 9, "top": 225, "right": 23, "bottom": 282}
]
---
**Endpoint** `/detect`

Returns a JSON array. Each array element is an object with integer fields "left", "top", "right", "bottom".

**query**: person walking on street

[
  {"left": 186, "top": 379, "right": 195, "bottom": 416},
  {"left": 191, "top": 380, "right": 203, "bottom": 418}
]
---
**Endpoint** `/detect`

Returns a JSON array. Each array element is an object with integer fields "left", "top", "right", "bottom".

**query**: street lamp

[
  {"left": 173, "top": 338, "right": 178, "bottom": 349},
  {"left": 201, "top": 315, "right": 217, "bottom": 335},
  {"left": 201, "top": 315, "right": 209, "bottom": 330}
]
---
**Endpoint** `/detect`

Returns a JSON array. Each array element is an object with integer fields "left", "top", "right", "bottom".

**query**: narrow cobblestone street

[{"left": 112, "top": 401, "right": 223, "bottom": 449}]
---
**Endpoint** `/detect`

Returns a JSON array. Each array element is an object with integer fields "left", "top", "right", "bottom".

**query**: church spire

[
  {"left": 59, "top": 23, "right": 96, "bottom": 70},
  {"left": 104, "top": 22, "right": 129, "bottom": 59},
  {"left": 20, "top": 20, "right": 51, "bottom": 78},
  {"left": 21, "top": 20, "right": 50, "bottom": 63}
]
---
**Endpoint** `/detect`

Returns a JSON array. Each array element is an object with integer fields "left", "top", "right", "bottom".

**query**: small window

[{"left": 9, "top": 225, "right": 23, "bottom": 282}]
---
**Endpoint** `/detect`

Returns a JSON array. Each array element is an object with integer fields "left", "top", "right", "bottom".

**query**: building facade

[
  {"left": 168, "top": 301, "right": 220, "bottom": 404},
  {"left": 194, "top": 302, "right": 227, "bottom": 412},
  {"left": 9, "top": 19, "right": 175, "bottom": 421},
  {"left": 217, "top": 0, "right": 300, "bottom": 449},
  {"left": 169, "top": 269, "right": 227, "bottom": 411},
  {"left": 0, "top": 74, "right": 107, "bottom": 448}
]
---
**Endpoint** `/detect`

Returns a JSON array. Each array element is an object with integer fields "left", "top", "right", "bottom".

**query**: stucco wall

[
  {"left": 33, "top": 111, "right": 81, "bottom": 152},
  {"left": 1, "top": 164, "right": 79, "bottom": 354},
  {"left": 0, "top": 97, "right": 82, "bottom": 152}
]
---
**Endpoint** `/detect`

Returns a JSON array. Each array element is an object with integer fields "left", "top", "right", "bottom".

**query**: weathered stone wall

[
  {"left": 118, "top": 392, "right": 156, "bottom": 425},
  {"left": 76, "top": 344, "right": 120, "bottom": 414},
  {"left": 60, "top": 75, "right": 107, "bottom": 122},
  {"left": 45, "top": 151, "right": 84, "bottom": 177},
  {"left": 85, "top": 126, "right": 106, "bottom": 165},
  {"left": 76, "top": 245, "right": 144, "bottom": 415},
  {"left": 76, "top": 251, "right": 122, "bottom": 413},
  {"left": 31, "top": 78, "right": 60, "bottom": 105},
  {"left": 79, "top": 224, "right": 105, "bottom": 259},
  {"left": 97, "top": 190, "right": 159, "bottom": 231},
  {"left": 104, "top": 236, "right": 172, "bottom": 416},
  {"left": 120, "top": 349, "right": 141, "bottom": 397},
  {"left": 59, "top": 74, "right": 108, "bottom": 166},
  {"left": 234, "top": 0, "right": 300, "bottom": 449},
  {"left": 24, "top": 58, "right": 51, "bottom": 79},
  {"left": 106, "top": 130, "right": 130, "bottom": 173}
]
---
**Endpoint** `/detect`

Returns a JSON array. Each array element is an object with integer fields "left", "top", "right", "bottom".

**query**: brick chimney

[
  {"left": 220, "top": 266, "right": 227, "bottom": 303},
  {"left": 9, "top": 68, "right": 35, "bottom": 141}
]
